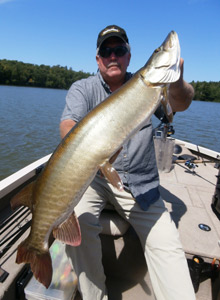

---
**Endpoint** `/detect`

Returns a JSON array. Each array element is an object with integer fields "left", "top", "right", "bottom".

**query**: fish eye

[{"left": 154, "top": 47, "right": 161, "bottom": 53}]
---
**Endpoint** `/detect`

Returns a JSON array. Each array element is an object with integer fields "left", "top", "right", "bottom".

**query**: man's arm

[
  {"left": 169, "top": 58, "right": 194, "bottom": 112},
  {"left": 60, "top": 119, "right": 77, "bottom": 139}
]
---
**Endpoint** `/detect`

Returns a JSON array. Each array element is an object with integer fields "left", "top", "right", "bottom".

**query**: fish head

[{"left": 141, "top": 31, "right": 181, "bottom": 85}]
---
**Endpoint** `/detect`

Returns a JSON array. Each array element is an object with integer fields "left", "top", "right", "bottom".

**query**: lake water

[{"left": 0, "top": 85, "right": 220, "bottom": 181}]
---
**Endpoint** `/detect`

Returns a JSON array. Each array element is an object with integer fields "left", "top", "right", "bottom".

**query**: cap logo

[{"left": 101, "top": 28, "right": 120, "bottom": 36}]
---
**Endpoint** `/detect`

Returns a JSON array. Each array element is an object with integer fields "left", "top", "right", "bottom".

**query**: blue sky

[{"left": 0, "top": 0, "right": 219, "bottom": 83}]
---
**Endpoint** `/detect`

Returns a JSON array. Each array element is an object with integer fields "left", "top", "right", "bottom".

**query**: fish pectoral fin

[
  {"left": 99, "top": 161, "right": 124, "bottom": 191},
  {"left": 10, "top": 181, "right": 35, "bottom": 211},
  {"left": 109, "top": 147, "right": 123, "bottom": 164},
  {"left": 53, "top": 212, "right": 81, "bottom": 246}
]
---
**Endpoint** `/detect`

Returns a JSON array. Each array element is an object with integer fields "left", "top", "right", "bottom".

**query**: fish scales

[
  {"left": 10, "top": 31, "right": 181, "bottom": 288},
  {"left": 35, "top": 78, "right": 162, "bottom": 219}
]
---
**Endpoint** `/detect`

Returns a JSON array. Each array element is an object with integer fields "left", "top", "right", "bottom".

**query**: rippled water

[
  {"left": 152, "top": 100, "right": 220, "bottom": 151},
  {"left": 0, "top": 85, "right": 220, "bottom": 180},
  {"left": 0, "top": 86, "right": 66, "bottom": 180}
]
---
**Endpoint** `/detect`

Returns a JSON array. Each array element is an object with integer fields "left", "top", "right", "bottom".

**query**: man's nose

[{"left": 109, "top": 52, "right": 117, "bottom": 60}]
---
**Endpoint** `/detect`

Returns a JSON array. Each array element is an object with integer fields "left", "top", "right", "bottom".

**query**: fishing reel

[
  {"left": 185, "top": 159, "right": 198, "bottom": 172},
  {"left": 155, "top": 122, "right": 175, "bottom": 139},
  {"left": 154, "top": 104, "right": 175, "bottom": 140},
  {"left": 166, "top": 124, "right": 175, "bottom": 136}
]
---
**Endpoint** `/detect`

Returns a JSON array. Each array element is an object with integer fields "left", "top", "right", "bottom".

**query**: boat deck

[
  {"left": 159, "top": 142, "right": 220, "bottom": 300},
  {"left": 99, "top": 140, "right": 220, "bottom": 300},
  {"left": 161, "top": 145, "right": 220, "bottom": 263},
  {"left": 1, "top": 140, "right": 219, "bottom": 300}
]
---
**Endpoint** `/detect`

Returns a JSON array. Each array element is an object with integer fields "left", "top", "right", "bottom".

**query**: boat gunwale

[{"left": 1, "top": 139, "right": 219, "bottom": 199}]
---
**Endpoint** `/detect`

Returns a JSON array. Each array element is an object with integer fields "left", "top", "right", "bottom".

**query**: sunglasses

[{"left": 98, "top": 46, "right": 129, "bottom": 58}]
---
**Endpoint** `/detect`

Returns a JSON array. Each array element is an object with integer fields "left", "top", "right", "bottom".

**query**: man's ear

[
  {"left": 96, "top": 55, "right": 101, "bottom": 69},
  {"left": 127, "top": 52, "right": 131, "bottom": 67}
]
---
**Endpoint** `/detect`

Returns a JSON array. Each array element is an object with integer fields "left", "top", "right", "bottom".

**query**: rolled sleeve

[{"left": 60, "top": 81, "right": 88, "bottom": 122}]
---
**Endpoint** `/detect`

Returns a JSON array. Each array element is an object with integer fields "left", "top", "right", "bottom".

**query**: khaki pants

[{"left": 66, "top": 175, "right": 195, "bottom": 300}]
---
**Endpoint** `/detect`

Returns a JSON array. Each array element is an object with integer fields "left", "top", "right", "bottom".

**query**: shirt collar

[
  {"left": 97, "top": 70, "right": 111, "bottom": 92},
  {"left": 97, "top": 70, "right": 132, "bottom": 93}
]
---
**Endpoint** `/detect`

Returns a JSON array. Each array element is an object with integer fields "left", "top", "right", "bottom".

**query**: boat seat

[{"left": 100, "top": 204, "right": 130, "bottom": 236}]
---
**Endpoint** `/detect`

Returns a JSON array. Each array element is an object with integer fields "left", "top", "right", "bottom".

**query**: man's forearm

[{"left": 60, "top": 119, "right": 76, "bottom": 139}]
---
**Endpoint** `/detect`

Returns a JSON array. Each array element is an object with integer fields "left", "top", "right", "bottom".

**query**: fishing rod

[
  {"left": 0, "top": 220, "right": 31, "bottom": 282},
  {"left": 0, "top": 220, "right": 31, "bottom": 259},
  {"left": 0, "top": 207, "right": 30, "bottom": 236},
  {"left": 0, "top": 210, "right": 31, "bottom": 246},
  {"left": 0, "top": 206, "right": 26, "bottom": 231}
]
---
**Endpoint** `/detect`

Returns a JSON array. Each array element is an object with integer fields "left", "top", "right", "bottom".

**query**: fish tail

[{"left": 16, "top": 240, "right": 52, "bottom": 288}]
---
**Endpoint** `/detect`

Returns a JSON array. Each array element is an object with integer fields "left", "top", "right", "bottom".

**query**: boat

[{"left": 0, "top": 135, "right": 220, "bottom": 300}]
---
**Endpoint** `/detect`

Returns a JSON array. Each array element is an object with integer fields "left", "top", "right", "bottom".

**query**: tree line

[
  {"left": 0, "top": 59, "right": 219, "bottom": 102},
  {"left": 0, "top": 59, "right": 92, "bottom": 90},
  {"left": 190, "top": 81, "right": 220, "bottom": 102}
]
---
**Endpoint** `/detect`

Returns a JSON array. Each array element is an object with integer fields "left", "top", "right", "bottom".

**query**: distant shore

[{"left": 1, "top": 59, "right": 220, "bottom": 102}]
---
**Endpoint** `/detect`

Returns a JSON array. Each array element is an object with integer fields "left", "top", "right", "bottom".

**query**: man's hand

[{"left": 169, "top": 58, "right": 194, "bottom": 112}]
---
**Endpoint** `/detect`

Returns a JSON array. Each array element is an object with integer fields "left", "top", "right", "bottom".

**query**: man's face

[{"left": 96, "top": 37, "right": 131, "bottom": 85}]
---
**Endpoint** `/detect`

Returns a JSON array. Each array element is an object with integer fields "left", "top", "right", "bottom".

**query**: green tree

[{"left": 0, "top": 59, "right": 92, "bottom": 90}]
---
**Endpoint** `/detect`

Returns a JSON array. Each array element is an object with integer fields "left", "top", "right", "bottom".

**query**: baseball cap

[{"left": 97, "top": 25, "right": 129, "bottom": 50}]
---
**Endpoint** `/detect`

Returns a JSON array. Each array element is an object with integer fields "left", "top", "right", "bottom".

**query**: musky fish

[{"left": 11, "top": 31, "right": 180, "bottom": 288}]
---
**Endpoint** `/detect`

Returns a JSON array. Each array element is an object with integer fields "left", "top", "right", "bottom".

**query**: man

[{"left": 60, "top": 25, "right": 195, "bottom": 300}]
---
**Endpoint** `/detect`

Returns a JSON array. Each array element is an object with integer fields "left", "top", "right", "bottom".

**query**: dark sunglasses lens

[
  {"left": 115, "top": 46, "right": 128, "bottom": 57},
  {"left": 99, "top": 48, "right": 111, "bottom": 58},
  {"left": 99, "top": 46, "right": 128, "bottom": 58}
]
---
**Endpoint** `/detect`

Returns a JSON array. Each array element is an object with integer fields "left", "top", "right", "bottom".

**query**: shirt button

[{"left": 124, "top": 154, "right": 127, "bottom": 158}]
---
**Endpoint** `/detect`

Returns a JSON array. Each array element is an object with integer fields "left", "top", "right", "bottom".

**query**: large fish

[{"left": 11, "top": 31, "right": 181, "bottom": 288}]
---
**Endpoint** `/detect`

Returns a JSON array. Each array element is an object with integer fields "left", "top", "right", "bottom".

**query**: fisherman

[{"left": 60, "top": 25, "right": 195, "bottom": 300}]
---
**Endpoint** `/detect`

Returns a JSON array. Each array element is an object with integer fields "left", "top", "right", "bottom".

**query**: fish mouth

[
  {"left": 152, "top": 31, "right": 178, "bottom": 57},
  {"left": 163, "top": 31, "right": 177, "bottom": 51},
  {"left": 141, "top": 30, "right": 180, "bottom": 84}
]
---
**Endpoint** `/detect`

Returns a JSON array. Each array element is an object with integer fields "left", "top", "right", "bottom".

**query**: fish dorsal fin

[
  {"left": 53, "top": 212, "right": 81, "bottom": 246},
  {"left": 99, "top": 161, "right": 124, "bottom": 191},
  {"left": 10, "top": 181, "right": 35, "bottom": 211}
]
